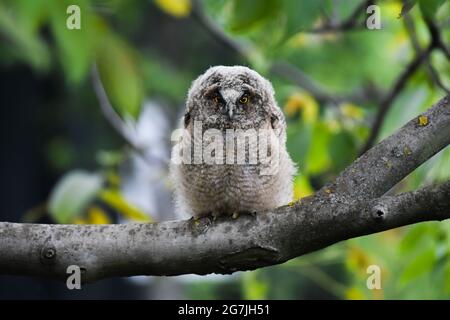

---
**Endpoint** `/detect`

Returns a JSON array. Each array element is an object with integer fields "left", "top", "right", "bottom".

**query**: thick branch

[
  {"left": 338, "top": 95, "right": 450, "bottom": 199},
  {"left": 370, "top": 182, "right": 450, "bottom": 225},
  {"left": 0, "top": 96, "right": 449, "bottom": 282},
  {"left": 0, "top": 181, "right": 448, "bottom": 282}
]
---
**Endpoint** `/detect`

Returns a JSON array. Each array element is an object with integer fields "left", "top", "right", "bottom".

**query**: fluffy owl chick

[{"left": 170, "top": 66, "right": 296, "bottom": 218}]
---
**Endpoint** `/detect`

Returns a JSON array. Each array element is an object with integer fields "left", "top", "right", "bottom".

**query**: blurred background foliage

[{"left": 0, "top": 0, "right": 449, "bottom": 299}]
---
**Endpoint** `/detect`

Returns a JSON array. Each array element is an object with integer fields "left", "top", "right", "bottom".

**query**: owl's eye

[{"left": 239, "top": 95, "right": 249, "bottom": 104}]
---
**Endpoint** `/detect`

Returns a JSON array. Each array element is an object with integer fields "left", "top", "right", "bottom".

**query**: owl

[{"left": 170, "top": 66, "right": 296, "bottom": 218}]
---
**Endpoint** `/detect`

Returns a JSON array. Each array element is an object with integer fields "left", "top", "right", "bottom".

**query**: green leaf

[
  {"left": 426, "top": 146, "right": 450, "bottom": 182},
  {"left": 444, "top": 260, "right": 450, "bottom": 294},
  {"left": 399, "top": 248, "right": 436, "bottom": 286},
  {"left": 242, "top": 271, "right": 268, "bottom": 299},
  {"left": 283, "top": 0, "right": 325, "bottom": 37},
  {"left": 96, "top": 34, "right": 144, "bottom": 119},
  {"left": 400, "top": 224, "right": 429, "bottom": 253},
  {"left": 141, "top": 55, "right": 191, "bottom": 103},
  {"left": 12, "top": 0, "right": 49, "bottom": 33},
  {"left": 328, "top": 130, "right": 356, "bottom": 173},
  {"left": 305, "top": 122, "right": 330, "bottom": 174},
  {"left": 95, "top": 149, "right": 125, "bottom": 167},
  {"left": 48, "top": 170, "right": 103, "bottom": 224},
  {"left": 419, "top": 0, "right": 446, "bottom": 18},
  {"left": 286, "top": 122, "right": 312, "bottom": 166},
  {"left": 48, "top": 0, "right": 95, "bottom": 83},
  {"left": 0, "top": 2, "right": 50, "bottom": 70},
  {"left": 228, "top": 0, "right": 281, "bottom": 33}
]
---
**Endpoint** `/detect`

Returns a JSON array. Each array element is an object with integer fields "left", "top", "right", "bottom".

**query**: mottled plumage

[{"left": 170, "top": 66, "right": 296, "bottom": 218}]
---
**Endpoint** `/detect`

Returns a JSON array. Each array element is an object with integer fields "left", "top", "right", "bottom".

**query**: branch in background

[
  {"left": 270, "top": 61, "right": 380, "bottom": 105},
  {"left": 404, "top": 14, "right": 449, "bottom": 93},
  {"left": 91, "top": 65, "right": 167, "bottom": 166},
  {"left": 358, "top": 44, "right": 432, "bottom": 155},
  {"left": 191, "top": 0, "right": 379, "bottom": 106},
  {"left": 92, "top": 65, "right": 137, "bottom": 146},
  {"left": 424, "top": 16, "right": 450, "bottom": 60},
  {"left": 441, "top": 18, "right": 450, "bottom": 29},
  {"left": 190, "top": 0, "right": 249, "bottom": 59},
  {"left": 306, "top": 0, "right": 374, "bottom": 33},
  {"left": 359, "top": 11, "right": 450, "bottom": 155},
  {"left": 0, "top": 96, "right": 449, "bottom": 282}
]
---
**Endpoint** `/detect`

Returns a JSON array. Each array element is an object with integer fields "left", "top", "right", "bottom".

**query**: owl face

[{"left": 186, "top": 66, "right": 276, "bottom": 130}]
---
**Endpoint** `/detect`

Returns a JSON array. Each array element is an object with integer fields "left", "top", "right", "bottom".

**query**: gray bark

[{"left": 0, "top": 95, "right": 449, "bottom": 283}]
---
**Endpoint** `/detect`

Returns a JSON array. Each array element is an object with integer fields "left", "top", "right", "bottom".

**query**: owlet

[{"left": 170, "top": 66, "right": 296, "bottom": 218}]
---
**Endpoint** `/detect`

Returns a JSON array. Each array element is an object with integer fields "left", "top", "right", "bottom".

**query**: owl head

[{"left": 185, "top": 66, "right": 283, "bottom": 131}]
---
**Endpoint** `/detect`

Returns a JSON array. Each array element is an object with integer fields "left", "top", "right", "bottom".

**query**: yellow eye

[
  {"left": 213, "top": 95, "right": 220, "bottom": 103},
  {"left": 239, "top": 95, "right": 249, "bottom": 104}
]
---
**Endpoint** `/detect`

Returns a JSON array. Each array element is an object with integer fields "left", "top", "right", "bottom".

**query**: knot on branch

[
  {"left": 40, "top": 245, "right": 57, "bottom": 265},
  {"left": 371, "top": 204, "right": 387, "bottom": 221}
]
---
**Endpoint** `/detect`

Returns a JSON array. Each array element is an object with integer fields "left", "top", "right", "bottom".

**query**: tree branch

[
  {"left": 424, "top": 15, "right": 450, "bottom": 60},
  {"left": 92, "top": 65, "right": 167, "bottom": 166},
  {"left": 269, "top": 61, "right": 380, "bottom": 105},
  {"left": 190, "top": 0, "right": 249, "bottom": 59},
  {"left": 342, "top": 95, "right": 450, "bottom": 199},
  {"left": 92, "top": 64, "right": 137, "bottom": 147},
  {"left": 305, "top": 0, "right": 374, "bottom": 33},
  {"left": 370, "top": 181, "right": 450, "bottom": 226},
  {"left": 191, "top": 0, "right": 378, "bottom": 106},
  {"left": 0, "top": 95, "right": 449, "bottom": 282},
  {"left": 359, "top": 12, "right": 450, "bottom": 155},
  {"left": 404, "top": 14, "right": 450, "bottom": 94},
  {"left": 358, "top": 44, "right": 433, "bottom": 155}
]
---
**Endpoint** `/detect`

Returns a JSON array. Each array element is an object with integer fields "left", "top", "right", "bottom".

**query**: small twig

[
  {"left": 294, "top": 264, "right": 347, "bottom": 298},
  {"left": 91, "top": 65, "right": 167, "bottom": 166},
  {"left": 403, "top": 13, "right": 421, "bottom": 52},
  {"left": 190, "top": 0, "right": 380, "bottom": 106},
  {"left": 441, "top": 18, "right": 450, "bottom": 29},
  {"left": 270, "top": 61, "right": 380, "bottom": 105},
  {"left": 403, "top": 14, "right": 450, "bottom": 94},
  {"left": 306, "top": 0, "right": 374, "bottom": 33},
  {"left": 190, "top": 0, "right": 249, "bottom": 59},
  {"left": 424, "top": 15, "right": 450, "bottom": 60},
  {"left": 358, "top": 45, "right": 432, "bottom": 155},
  {"left": 91, "top": 65, "right": 137, "bottom": 145},
  {"left": 270, "top": 61, "right": 341, "bottom": 104},
  {"left": 360, "top": 9, "right": 450, "bottom": 155}
]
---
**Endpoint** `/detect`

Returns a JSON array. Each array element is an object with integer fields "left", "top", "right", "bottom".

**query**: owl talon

[
  {"left": 190, "top": 214, "right": 213, "bottom": 226},
  {"left": 211, "top": 212, "right": 221, "bottom": 221}
]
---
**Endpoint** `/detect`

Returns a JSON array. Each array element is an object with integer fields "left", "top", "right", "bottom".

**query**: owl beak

[
  {"left": 223, "top": 103, "right": 234, "bottom": 120},
  {"left": 228, "top": 107, "right": 234, "bottom": 120}
]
